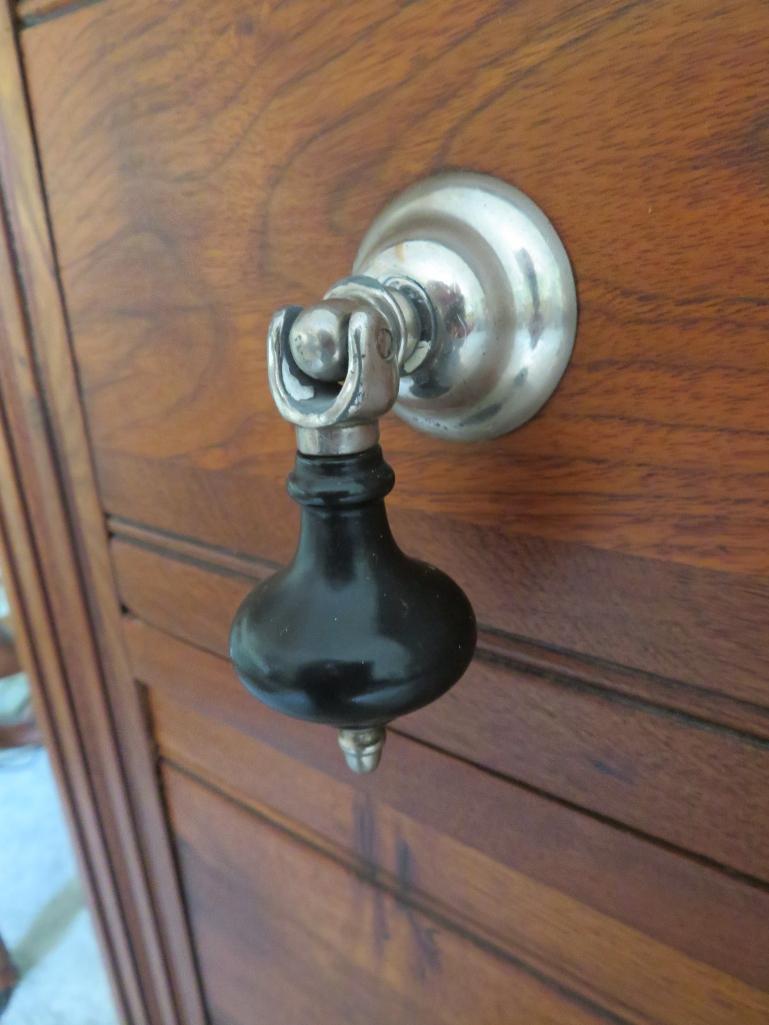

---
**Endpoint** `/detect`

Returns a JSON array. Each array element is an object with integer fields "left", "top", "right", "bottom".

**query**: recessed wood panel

[
  {"left": 162, "top": 759, "right": 769, "bottom": 1025},
  {"left": 166, "top": 765, "right": 620, "bottom": 1025},
  {"left": 131, "top": 617, "right": 769, "bottom": 1014}
]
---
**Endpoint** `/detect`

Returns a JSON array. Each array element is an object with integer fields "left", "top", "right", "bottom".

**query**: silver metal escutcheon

[
  {"left": 355, "top": 171, "right": 577, "bottom": 441},
  {"left": 268, "top": 171, "right": 576, "bottom": 455}
]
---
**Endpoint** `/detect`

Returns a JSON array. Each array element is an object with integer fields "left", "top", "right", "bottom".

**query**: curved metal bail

[{"left": 267, "top": 301, "right": 400, "bottom": 454}]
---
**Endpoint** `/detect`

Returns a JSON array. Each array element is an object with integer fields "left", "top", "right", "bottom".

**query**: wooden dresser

[{"left": 0, "top": 1, "right": 767, "bottom": 1022}]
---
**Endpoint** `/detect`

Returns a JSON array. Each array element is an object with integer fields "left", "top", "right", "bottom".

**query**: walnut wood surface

[
  {"left": 135, "top": 627, "right": 769, "bottom": 1020},
  {"left": 116, "top": 541, "right": 769, "bottom": 882},
  {"left": 0, "top": 35, "right": 143, "bottom": 1019},
  {"left": 18, "top": 0, "right": 769, "bottom": 733},
  {"left": 111, "top": 517, "right": 769, "bottom": 739},
  {"left": 0, "top": 3, "right": 206, "bottom": 1023},
  {"left": 129, "top": 619, "right": 769, "bottom": 1003},
  {"left": 167, "top": 766, "right": 623, "bottom": 1025},
  {"left": 7, "top": 0, "right": 769, "bottom": 1020},
  {"left": 163, "top": 761, "right": 769, "bottom": 1025},
  {"left": 110, "top": 500, "right": 769, "bottom": 714},
  {"left": 21, "top": 0, "right": 769, "bottom": 570}
]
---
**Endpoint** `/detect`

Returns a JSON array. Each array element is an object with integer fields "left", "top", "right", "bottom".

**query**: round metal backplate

[{"left": 353, "top": 172, "right": 577, "bottom": 442}]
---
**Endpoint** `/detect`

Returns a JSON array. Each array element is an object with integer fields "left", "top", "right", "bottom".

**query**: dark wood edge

[
  {"left": 0, "top": 5, "right": 206, "bottom": 1024},
  {"left": 108, "top": 513, "right": 769, "bottom": 742},
  {"left": 110, "top": 514, "right": 280, "bottom": 580},
  {"left": 0, "top": 388, "right": 135, "bottom": 1022},
  {"left": 15, "top": 0, "right": 103, "bottom": 28}
]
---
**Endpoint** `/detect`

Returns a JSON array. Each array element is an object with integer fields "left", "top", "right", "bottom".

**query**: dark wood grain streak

[
  {"left": 16, "top": 0, "right": 102, "bottom": 28},
  {"left": 163, "top": 762, "right": 769, "bottom": 1025},
  {"left": 145, "top": 680, "right": 769, "bottom": 1022},
  {"left": 166, "top": 766, "right": 636, "bottom": 1025}
]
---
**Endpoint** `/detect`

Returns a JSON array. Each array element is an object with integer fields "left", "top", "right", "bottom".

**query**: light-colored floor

[{"left": 0, "top": 674, "right": 119, "bottom": 1025}]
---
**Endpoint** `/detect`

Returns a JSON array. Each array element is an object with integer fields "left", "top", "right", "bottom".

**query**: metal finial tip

[{"left": 337, "top": 727, "right": 386, "bottom": 774}]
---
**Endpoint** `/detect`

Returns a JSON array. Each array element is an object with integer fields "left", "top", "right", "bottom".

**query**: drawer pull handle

[{"left": 230, "top": 172, "right": 576, "bottom": 772}]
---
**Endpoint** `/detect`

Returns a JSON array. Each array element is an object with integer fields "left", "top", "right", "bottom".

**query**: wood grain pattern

[
  {"left": 166, "top": 766, "right": 620, "bottom": 1025},
  {"left": 152, "top": 698, "right": 769, "bottom": 1022},
  {"left": 18, "top": 0, "right": 769, "bottom": 728},
  {"left": 20, "top": 0, "right": 769, "bottom": 572},
  {"left": 163, "top": 761, "right": 769, "bottom": 1025},
  {"left": 90, "top": 467, "right": 769, "bottom": 719},
  {"left": 126, "top": 615, "right": 769, "bottom": 889},
  {"left": 150, "top": 683, "right": 769, "bottom": 1024},
  {"left": 0, "top": 3, "right": 205, "bottom": 1022},
  {"left": 8, "top": 0, "right": 769, "bottom": 1020},
  {"left": 115, "top": 539, "right": 769, "bottom": 881},
  {"left": 0, "top": 56, "right": 139, "bottom": 1024},
  {"left": 110, "top": 517, "right": 769, "bottom": 739}
]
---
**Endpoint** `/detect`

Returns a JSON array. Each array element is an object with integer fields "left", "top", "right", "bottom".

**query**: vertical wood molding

[
  {"left": 0, "top": 5, "right": 207, "bottom": 1024},
  {"left": 0, "top": 310, "right": 138, "bottom": 1025}
]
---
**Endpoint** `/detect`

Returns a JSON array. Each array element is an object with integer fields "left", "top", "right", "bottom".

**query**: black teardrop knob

[{"left": 229, "top": 445, "right": 476, "bottom": 755}]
